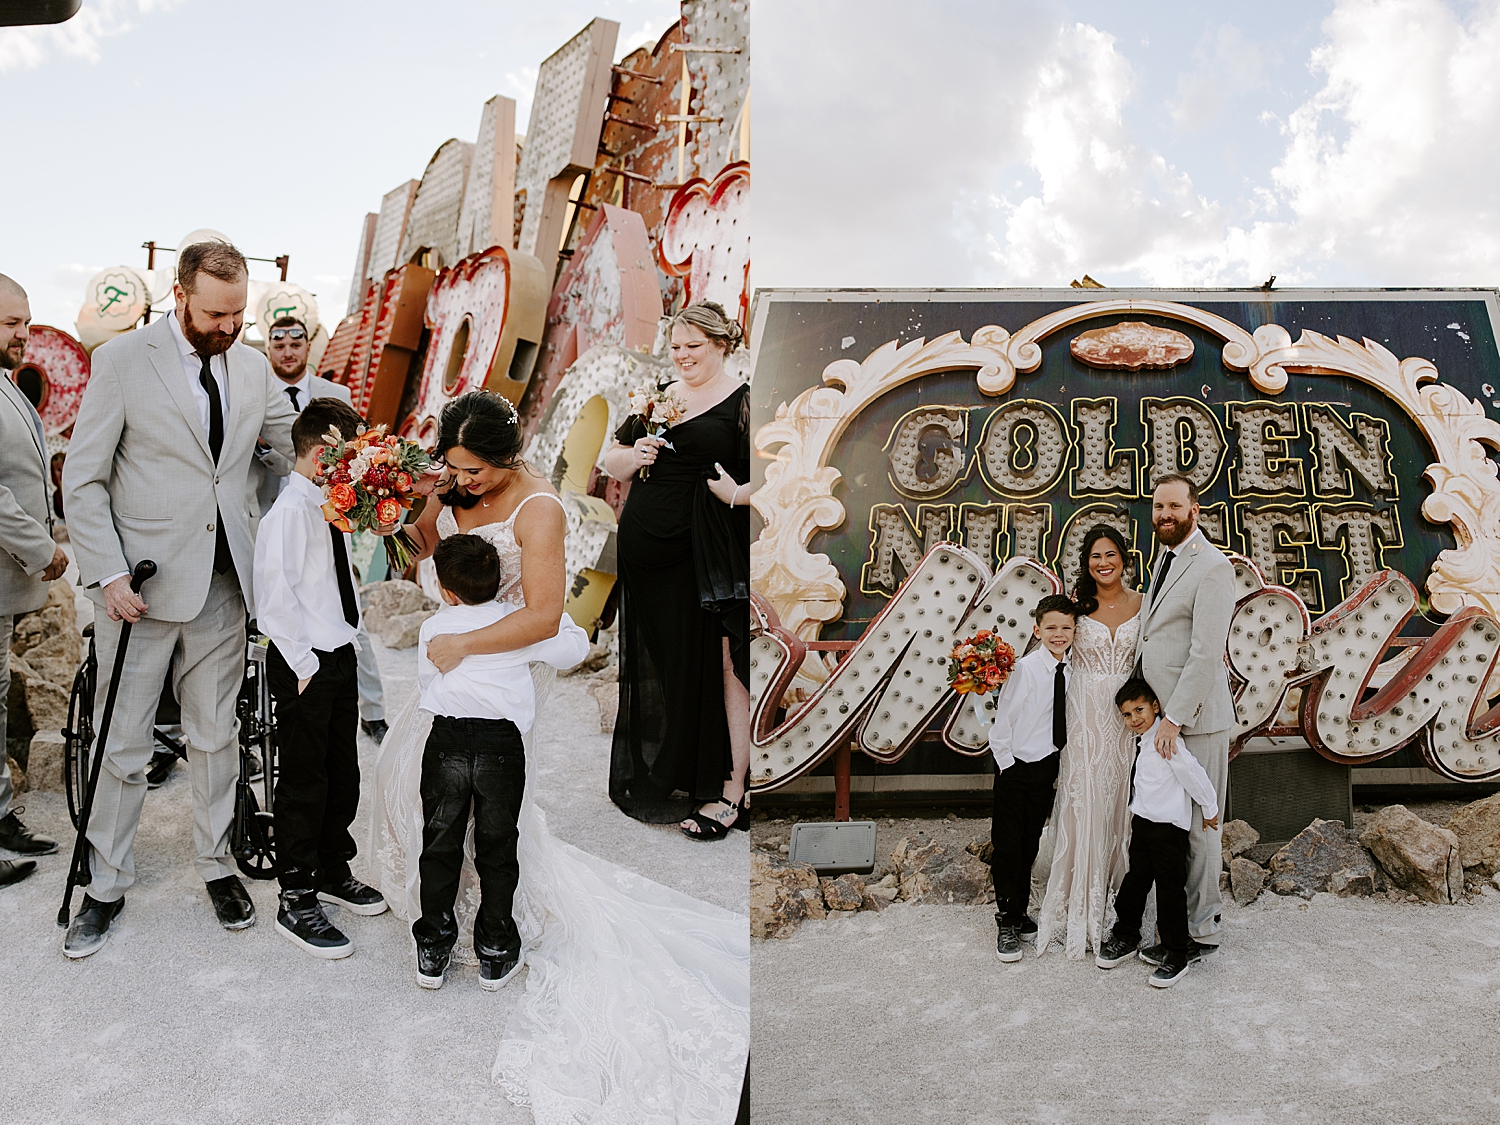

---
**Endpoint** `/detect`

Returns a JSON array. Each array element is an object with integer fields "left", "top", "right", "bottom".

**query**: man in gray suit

[
  {"left": 61, "top": 242, "right": 297, "bottom": 957},
  {"left": 253, "top": 316, "right": 387, "bottom": 743},
  {"left": 1133, "top": 472, "right": 1236, "bottom": 962},
  {"left": 0, "top": 274, "right": 66, "bottom": 887}
]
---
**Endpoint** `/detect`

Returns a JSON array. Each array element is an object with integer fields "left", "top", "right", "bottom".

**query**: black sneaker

[
  {"left": 205, "top": 874, "right": 256, "bottom": 930},
  {"left": 361, "top": 719, "right": 389, "bottom": 744},
  {"left": 275, "top": 890, "right": 352, "bottom": 959},
  {"left": 416, "top": 944, "right": 450, "bottom": 989},
  {"left": 1149, "top": 949, "right": 1190, "bottom": 988},
  {"left": 1188, "top": 940, "right": 1218, "bottom": 963},
  {"left": 478, "top": 951, "right": 523, "bottom": 992},
  {"left": 63, "top": 894, "right": 125, "bottom": 959},
  {"left": 1095, "top": 935, "right": 1137, "bottom": 969},
  {"left": 1142, "top": 940, "right": 1217, "bottom": 966},
  {"left": 1137, "top": 943, "right": 1167, "bottom": 967},
  {"left": 318, "top": 875, "right": 388, "bottom": 916},
  {"left": 145, "top": 751, "right": 177, "bottom": 789},
  {"left": 995, "top": 922, "right": 1023, "bottom": 963},
  {"left": 0, "top": 808, "right": 58, "bottom": 855},
  {"left": 1018, "top": 916, "right": 1038, "bottom": 943}
]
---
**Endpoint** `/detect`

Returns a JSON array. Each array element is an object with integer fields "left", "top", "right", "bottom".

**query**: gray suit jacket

[
  {"left": 1133, "top": 531, "right": 1238, "bottom": 735},
  {"left": 249, "top": 374, "right": 354, "bottom": 526},
  {"left": 0, "top": 374, "right": 54, "bottom": 616},
  {"left": 62, "top": 314, "right": 297, "bottom": 622}
]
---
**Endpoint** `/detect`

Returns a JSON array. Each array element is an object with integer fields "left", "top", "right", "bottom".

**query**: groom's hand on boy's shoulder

[{"left": 1154, "top": 719, "right": 1181, "bottom": 758}]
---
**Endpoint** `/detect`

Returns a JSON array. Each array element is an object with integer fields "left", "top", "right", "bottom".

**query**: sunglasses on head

[{"left": 269, "top": 326, "right": 307, "bottom": 341}]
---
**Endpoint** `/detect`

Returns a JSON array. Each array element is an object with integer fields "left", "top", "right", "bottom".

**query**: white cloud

[
  {"left": 1167, "top": 24, "right": 1266, "bottom": 133},
  {"left": 0, "top": 0, "right": 187, "bottom": 73}
]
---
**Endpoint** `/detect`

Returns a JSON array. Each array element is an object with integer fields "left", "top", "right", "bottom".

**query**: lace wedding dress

[
  {"left": 371, "top": 497, "right": 750, "bottom": 1123},
  {"left": 1034, "top": 611, "right": 1140, "bottom": 959}
]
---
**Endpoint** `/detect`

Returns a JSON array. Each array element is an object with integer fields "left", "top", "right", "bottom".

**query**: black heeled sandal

[
  {"left": 681, "top": 797, "right": 737, "bottom": 841},
  {"left": 730, "top": 796, "right": 749, "bottom": 831}
]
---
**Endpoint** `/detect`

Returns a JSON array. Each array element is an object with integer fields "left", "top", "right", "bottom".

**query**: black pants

[
  {"left": 266, "top": 642, "right": 360, "bottom": 893},
  {"left": 990, "top": 753, "right": 1060, "bottom": 926},
  {"left": 413, "top": 715, "right": 526, "bottom": 957},
  {"left": 1112, "top": 815, "right": 1191, "bottom": 953}
]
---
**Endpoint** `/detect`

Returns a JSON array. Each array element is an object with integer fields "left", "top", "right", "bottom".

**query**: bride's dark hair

[
  {"left": 1072, "top": 524, "right": 1132, "bottom": 616},
  {"left": 436, "top": 391, "right": 524, "bottom": 509}
]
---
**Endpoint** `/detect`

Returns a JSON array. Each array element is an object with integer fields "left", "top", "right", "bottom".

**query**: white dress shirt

[
  {"left": 416, "top": 601, "right": 590, "bottom": 733},
  {"left": 167, "top": 308, "right": 231, "bottom": 434},
  {"left": 1127, "top": 718, "right": 1220, "bottom": 830},
  {"left": 986, "top": 645, "right": 1070, "bottom": 771},
  {"left": 252, "top": 471, "right": 361, "bottom": 679}
]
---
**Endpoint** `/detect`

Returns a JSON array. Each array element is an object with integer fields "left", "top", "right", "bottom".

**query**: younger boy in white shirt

[
  {"left": 254, "top": 398, "right": 388, "bottom": 960},
  {"left": 1095, "top": 677, "right": 1220, "bottom": 988},
  {"left": 412, "top": 532, "right": 588, "bottom": 991},
  {"left": 987, "top": 593, "right": 1076, "bottom": 963}
]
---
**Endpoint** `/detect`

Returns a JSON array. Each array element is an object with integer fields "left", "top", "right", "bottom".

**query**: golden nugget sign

[{"left": 747, "top": 291, "right": 1500, "bottom": 789}]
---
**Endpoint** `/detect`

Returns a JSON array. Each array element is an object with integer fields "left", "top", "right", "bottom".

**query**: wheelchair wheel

[
  {"left": 63, "top": 660, "right": 95, "bottom": 831},
  {"left": 232, "top": 786, "right": 277, "bottom": 880}
]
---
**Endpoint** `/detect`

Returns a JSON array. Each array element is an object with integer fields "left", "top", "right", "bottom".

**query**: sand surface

[{"left": 3, "top": 623, "right": 747, "bottom": 1125}]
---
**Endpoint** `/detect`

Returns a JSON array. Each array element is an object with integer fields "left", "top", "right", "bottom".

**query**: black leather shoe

[
  {"left": 276, "top": 889, "right": 352, "bottom": 959},
  {"left": 416, "top": 943, "right": 450, "bottom": 989},
  {"left": 478, "top": 950, "right": 523, "bottom": 992},
  {"left": 63, "top": 894, "right": 124, "bottom": 959},
  {"left": 0, "top": 858, "right": 37, "bottom": 886},
  {"left": 318, "top": 874, "right": 388, "bottom": 916},
  {"left": 145, "top": 751, "right": 177, "bottom": 789},
  {"left": 205, "top": 874, "right": 256, "bottom": 930},
  {"left": 0, "top": 808, "right": 58, "bottom": 855},
  {"left": 361, "top": 719, "right": 389, "bottom": 744},
  {"left": 1095, "top": 935, "right": 1137, "bottom": 969}
]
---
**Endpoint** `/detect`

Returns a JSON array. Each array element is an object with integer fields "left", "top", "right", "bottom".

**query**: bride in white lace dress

[
  {"left": 369, "top": 392, "right": 749, "bottom": 1123},
  {"left": 1034, "top": 525, "right": 1142, "bottom": 959}
]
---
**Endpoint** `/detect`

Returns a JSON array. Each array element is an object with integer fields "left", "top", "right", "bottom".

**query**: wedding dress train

[{"left": 370, "top": 500, "right": 749, "bottom": 1123}]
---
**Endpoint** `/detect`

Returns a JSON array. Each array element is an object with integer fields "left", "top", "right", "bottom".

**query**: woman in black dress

[{"left": 603, "top": 301, "right": 750, "bottom": 837}]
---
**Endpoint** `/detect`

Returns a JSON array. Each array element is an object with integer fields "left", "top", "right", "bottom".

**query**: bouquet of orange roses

[
  {"left": 626, "top": 379, "right": 687, "bottom": 478},
  {"left": 317, "top": 423, "right": 433, "bottom": 575},
  {"left": 946, "top": 630, "right": 1017, "bottom": 696}
]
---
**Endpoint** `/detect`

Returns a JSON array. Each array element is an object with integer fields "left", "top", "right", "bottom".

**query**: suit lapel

[
  {"left": 0, "top": 377, "right": 46, "bottom": 466},
  {"left": 224, "top": 343, "right": 249, "bottom": 453},
  {"left": 147, "top": 315, "right": 214, "bottom": 463},
  {"left": 1143, "top": 537, "right": 1203, "bottom": 625}
]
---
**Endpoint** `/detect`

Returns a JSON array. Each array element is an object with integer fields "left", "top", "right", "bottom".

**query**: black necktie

[
  {"left": 1129, "top": 734, "right": 1142, "bottom": 803},
  {"left": 199, "top": 354, "right": 233, "bottom": 574},
  {"left": 329, "top": 524, "right": 359, "bottom": 627},
  {"left": 286, "top": 386, "right": 301, "bottom": 411},
  {"left": 1053, "top": 661, "right": 1067, "bottom": 749},
  {"left": 1149, "top": 550, "right": 1176, "bottom": 605}
]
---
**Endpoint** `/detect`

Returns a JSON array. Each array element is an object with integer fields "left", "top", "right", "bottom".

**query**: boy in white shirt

[
  {"left": 254, "top": 398, "right": 388, "bottom": 960},
  {"left": 1095, "top": 677, "right": 1220, "bottom": 988},
  {"left": 412, "top": 533, "right": 589, "bottom": 992},
  {"left": 987, "top": 593, "right": 1076, "bottom": 963}
]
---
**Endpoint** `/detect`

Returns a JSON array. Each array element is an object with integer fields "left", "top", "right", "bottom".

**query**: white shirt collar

[
  {"left": 167, "top": 308, "right": 197, "bottom": 362},
  {"left": 283, "top": 470, "right": 321, "bottom": 501},
  {"left": 277, "top": 371, "right": 311, "bottom": 401}
]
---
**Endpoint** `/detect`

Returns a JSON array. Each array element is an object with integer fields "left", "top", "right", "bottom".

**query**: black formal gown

[{"left": 610, "top": 382, "right": 750, "bottom": 823}]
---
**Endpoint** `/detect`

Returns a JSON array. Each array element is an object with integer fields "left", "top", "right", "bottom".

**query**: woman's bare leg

[{"left": 680, "top": 637, "right": 751, "bottom": 833}]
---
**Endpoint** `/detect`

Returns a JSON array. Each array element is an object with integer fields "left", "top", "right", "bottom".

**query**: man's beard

[
  {"left": 273, "top": 358, "right": 308, "bottom": 381},
  {"left": 1153, "top": 513, "right": 1194, "bottom": 548},
  {"left": 181, "top": 310, "right": 238, "bottom": 356},
  {"left": 439, "top": 481, "right": 481, "bottom": 509},
  {"left": 0, "top": 341, "right": 22, "bottom": 369}
]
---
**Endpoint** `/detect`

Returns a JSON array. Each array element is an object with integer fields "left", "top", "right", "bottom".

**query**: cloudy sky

[
  {"left": 0, "top": 0, "right": 677, "bottom": 332},
  {"left": 756, "top": 0, "right": 1500, "bottom": 289}
]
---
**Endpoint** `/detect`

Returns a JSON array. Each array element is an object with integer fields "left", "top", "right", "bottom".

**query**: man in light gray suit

[
  {"left": 61, "top": 242, "right": 297, "bottom": 957},
  {"left": 252, "top": 315, "right": 387, "bottom": 743},
  {"left": 0, "top": 274, "right": 67, "bottom": 887},
  {"left": 1132, "top": 472, "right": 1237, "bottom": 963}
]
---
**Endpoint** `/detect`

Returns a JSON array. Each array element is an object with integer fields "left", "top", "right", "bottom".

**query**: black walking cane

[{"left": 57, "top": 559, "right": 157, "bottom": 928}]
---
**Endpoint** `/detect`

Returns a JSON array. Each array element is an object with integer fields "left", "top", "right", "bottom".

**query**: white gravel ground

[
  {"left": 751, "top": 890, "right": 1500, "bottom": 1124},
  {"left": 3, "top": 628, "right": 747, "bottom": 1125}
]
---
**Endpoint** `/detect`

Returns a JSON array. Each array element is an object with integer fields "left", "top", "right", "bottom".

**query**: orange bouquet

[
  {"left": 317, "top": 424, "right": 433, "bottom": 574},
  {"left": 946, "top": 630, "right": 1017, "bottom": 695}
]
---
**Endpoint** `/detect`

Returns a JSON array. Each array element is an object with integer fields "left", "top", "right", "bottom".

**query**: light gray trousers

[
  {"left": 0, "top": 613, "right": 12, "bottom": 820},
  {"left": 354, "top": 622, "right": 383, "bottom": 721},
  {"left": 84, "top": 571, "right": 245, "bottom": 900},
  {"left": 1183, "top": 727, "right": 1230, "bottom": 943}
]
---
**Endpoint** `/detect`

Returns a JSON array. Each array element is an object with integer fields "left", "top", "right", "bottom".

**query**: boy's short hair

[
  {"left": 1032, "top": 593, "right": 1078, "bottom": 623},
  {"left": 1115, "top": 677, "right": 1159, "bottom": 709},
  {"left": 293, "top": 398, "right": 365, "bottom": 458},
  {"left": 432, "top": 534, "right": 501, "bottom": 605}
]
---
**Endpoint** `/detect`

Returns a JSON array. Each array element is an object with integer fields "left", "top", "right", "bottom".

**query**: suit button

[{"left": 207, "top": 523, "right": 215, "bottom": 531}]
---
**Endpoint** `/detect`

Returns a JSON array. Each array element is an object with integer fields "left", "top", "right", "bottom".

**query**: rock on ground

[
  {"left": 891, "top": 837, "right": 994, "bottom": 906},
  {"left": 360, "top": 579, "right": 439, "bottom": 634},
  {"left": 751, "top": 850, "right": 826, "bottom": 938},
  {"left": 1228, "top": 856, "right": 1266, "bottom": 905},
  {"left": 1358, "top": 804, "right": 1463, "bottom": 905},
  {"left": 1447, "top": 791, "right": 1500, "bottom": 876},
  {"left": 6, "top": 756, "right": 25, "bottom": 793},
  {"left": 820, "top": 873, "right": 865, "bottom": 911},
  {"left": 1268, "top": 818, "right": 1386, "bottom": 899},
  {"left": 378, "top": 610, "right": 435, "bottom": 650},
  {"left": 1221, "top": 818, "right": 1260, "bottom": 870}
]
